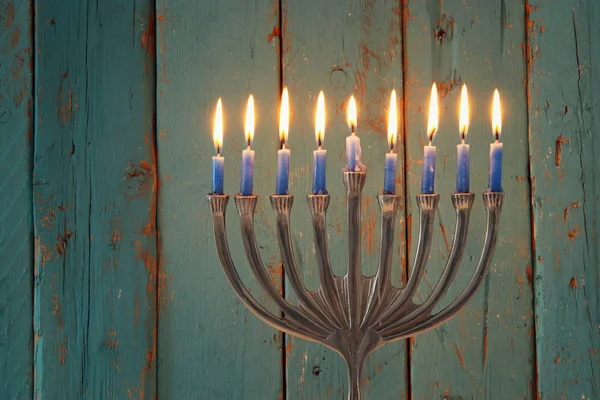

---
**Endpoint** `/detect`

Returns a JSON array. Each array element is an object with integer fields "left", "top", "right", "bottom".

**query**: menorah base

[{"left": 208, "top": 172, "right": 503, "bottom": 399}]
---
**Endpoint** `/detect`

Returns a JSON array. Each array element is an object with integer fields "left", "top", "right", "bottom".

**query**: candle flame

[
  {"left": 315, "top": 91, "right": 325, "bottom": 148},
  {"left": 347, "top": 95, "right": 357, "bottom": 132},
  {"left": 427, "top": 83, "right": 438, "bottom": 142},
  {"left": 492, "top": 89, "right": 502, "bottom": 139},
  {"left": 459, "top": 84, "right": 469, "bottom": 138},
  {"left": 279, "top": 87, "right": 289, "bottom": 147},
  {"left": 388, "top": 90, "right": 397, "bottom": 151},
  {"left": 213, "top": 98, "right": 223, "bottom": 153},
  {"left": 245, "top": 95, "right": 255, "bottom": 146}
]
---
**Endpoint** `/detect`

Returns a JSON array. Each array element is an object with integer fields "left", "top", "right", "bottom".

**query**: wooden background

[{"left": 1, "top": 0, "right": 598, "bottom": 398}]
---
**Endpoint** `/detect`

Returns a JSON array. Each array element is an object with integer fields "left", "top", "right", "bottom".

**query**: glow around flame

[
  {"left": 214, "top": 98, "right": 223, "bottom": 153},
  {"left": 279, "top": 87, "right": 289, "bottom": 146},
  {"left": 245, "top": 95, "right": 255, "bottom": 145},
  {"left": 427, "top": 83, "right": 438, "bottom": 142},
  {"left": 492, "top": 89, "right": 502, "bottom": 138},
  {"left": 315, "top": 91, "right": 325, "bottom": 148},
  {"left": 459, "top": 84, "right": 469, "bottom": 137},
  {"left": 388, "top": 90, "right": 397, "bottom": 151},
  {"left": 347, "top": 95, "right": 357, "bottom": 132}
]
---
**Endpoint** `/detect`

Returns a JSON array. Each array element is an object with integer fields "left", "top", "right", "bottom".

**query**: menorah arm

[
  {"left": 381, "top": 192, "right": 504, "bottom": 341},
  {"left": 307, "top": 194, "right": 347, "bottom": 329},
  {"left": 379, "top": 193, "right": 474, "bottom": 334},
  {"left": 271, "top": 195, "right": 339, "bottom": 330},
  {"left": 208, "top": 194, "right": 327, "bottom": 341},
  {"left": 360, "top": 194, "right": 400, "bottom": 328},
  {"left": 375, "top": 194, "right": 439, "bottom": 328},
  {"left": 235, "top": 196, "right": 332, "bottom": 335}
]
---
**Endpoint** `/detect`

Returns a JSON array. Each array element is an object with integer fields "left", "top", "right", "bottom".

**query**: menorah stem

[
  {"left": 346, "top": 357, "right": 365, "bottom": 400},
  {"left": 343, "top": 172, "right": 367, "bottom": 331}
]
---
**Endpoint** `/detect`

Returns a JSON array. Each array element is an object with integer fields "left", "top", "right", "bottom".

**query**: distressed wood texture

[
  {"left": 0, "top": 1, "right": 33, "bottom": 398},
  {"left": 33, "top": 1, "right": 157, "bottom": 398},
  {"left": 155, "top": 0, "right": 283, "bottom": 398},
  {"left": 404, "top": 1, "right": 535, "bottom": 398},
  {"left": 281, "top": 0, "right": 407, "bottom": 398},
  {"left": 528, "top": 1, "right": 600, "bottom": 398}
]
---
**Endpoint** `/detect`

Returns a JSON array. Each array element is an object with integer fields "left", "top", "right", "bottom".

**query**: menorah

[{"left": 207, "top": 171, "right": 503, "bottom": 400}]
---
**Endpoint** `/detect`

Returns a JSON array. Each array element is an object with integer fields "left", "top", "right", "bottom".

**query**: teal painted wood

[
  {"left": 33, "top": 1, "right": 157, "bottom": 398},
  {"left": 404, "top": 1, "right": 535, "bottom": 398},
  {"left": 281, "top": 0, "right": 407, "bottom": 398},
  {"left": 155, "top": 1, "right": 283, "bottom": 398},
  {"left": 527, "top": 1, "right": 600, "bottom": 397},
  {"left": 0, "top": 1, "right": 33, "bottom": 398}
]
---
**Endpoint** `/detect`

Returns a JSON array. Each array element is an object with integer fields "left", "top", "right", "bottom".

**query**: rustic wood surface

[
  {"left": 0, "top": 1, "right": 33, "bottom": 398},
  {"left": 0, "top": 0, "right": 598, "bottom": 399}
]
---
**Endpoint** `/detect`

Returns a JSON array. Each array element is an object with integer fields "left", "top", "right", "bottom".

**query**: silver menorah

[{"left": 207, "top": 171, "right": 503, "bottom": 400}]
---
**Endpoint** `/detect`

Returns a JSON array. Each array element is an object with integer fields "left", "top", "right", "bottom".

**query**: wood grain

[
  {"left": 33, "top": 1, "right": 157, "bottom": 398},
  {"left": 281, "top": 0, "right": 407, "bottom": 398},
  {"left": 404, "top": 0, "right": 535, "bottom": 398},
  {"left": 155, "top": 0, "right": 284, "bottom": 398},
  {"left": 0, "top": 0, "right": 33, "bottom": 398},
  {"left": 527, "top": 1, "right": 600, "bottom": 397}
]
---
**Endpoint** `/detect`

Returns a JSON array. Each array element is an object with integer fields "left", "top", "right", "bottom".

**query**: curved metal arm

[
  {"left": 270, "top": 195, "right": 338, "bottom": 329},
  {"left": 307, "top": 194, "right": 347, "bottom": 329},
  {"left": 207, "top": 194, "right": 327, "bottom": 342},
  {"left": 360, "top": 194, "right": 400, "bottom": 328},
  {"left": 380, "top": 193, "right": 474, "bottom": 334},
  {"left": 382, "top": 192, "right": 503, "bottom": 341},
  {"left": 343, "top": 172, "right": 367, "bottom": 331},
  {"left": 375, "top": 194, "right": 439, "bottom": 328},
  {"left": 236, "top": 195, "right": 331, "bottom": 336}
]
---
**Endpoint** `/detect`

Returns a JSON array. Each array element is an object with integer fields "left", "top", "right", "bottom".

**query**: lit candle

[
  {"left": 489, "top": 89, "right": 503, "bottom": 192},
  {"left": 212, "top": 98, "right": 225, "bottom": 194},
  {"left": 276, "top": 88, "right": 290, "bottom": 195},
  {"left": 312, "top": 91, "right": 327, "bottom": 194},
  {"left": 240, "top": 95, "right": 255, "bottom": 196},
  {"left": 345, "top": 96, "right": 364, "bottom": 172},
  {"left": 384, "top": 90, "right": 398, "bottom": 194},
  {"left": 421, "top": 84, "right": 438, "bottom": 194},
  {"left": 456, "top": 84, "right": 470, "bottom": 193}
]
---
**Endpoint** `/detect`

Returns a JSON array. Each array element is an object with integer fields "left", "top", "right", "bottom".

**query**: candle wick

[
  {"left": 428, "top": 128, "right": 435, "bottom": 145},
  {"left": 495, "top": 130, "right": 500, "bottom": 142},
  {"left": 216, "top": 145, "right": 221, "bottom": 156},
  {"left": 247, "top": 137, "right": 251, "bottom": 149},
  {"left": 350, "top": 124, "right": 356, "bottom": 135},
  {"left": 280, "top": 137, "right": 286, "bottom": 150}
]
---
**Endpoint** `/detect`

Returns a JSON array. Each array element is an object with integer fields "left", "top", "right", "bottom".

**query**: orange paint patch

[
  {"left": 569, "top": 276, "right": 578, "bottom": 289},
  {"left": 567, "top": 225, "right": 581, "bottom": 240},
  {"left": 141, "top": 11, "right": 156, "bottom": 58},
  {"left": 267, "top": 26, "right": 280, "bottom": 43},
  {"left": 454, "top": 344, "right": 466, "bottom": 370}
]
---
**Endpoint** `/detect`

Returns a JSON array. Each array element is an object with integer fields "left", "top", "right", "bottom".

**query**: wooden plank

[
  {"left": 404, "top": 1, "right": 535, "bottom": 398},
  {"left": 0, "top": 0, "right": 33, "bottom": 398},
  {"left": 33, "top": 1, "right": 157, "bottom": 398},
  {"left": 155, "top": 1, "right": 283, "bottom": 398},
  {"left": 527, "top": 1, "right": 600, "bottom": 397},
  {"left": 281, "top": 0, "right": 407, "bottom": 398}
]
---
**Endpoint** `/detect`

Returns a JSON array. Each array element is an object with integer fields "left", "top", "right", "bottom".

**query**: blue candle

[
  {"left": 345, "top": 95, "right": 364, "bottom": 172},
  {"left": 421, "top": 146, "right": 436, "bottom": 194},
  {"left": 212, "top": 155, "right": 224, "bottom": 194},
  {"left": 489, "top": 142, "right": 503, "bottom": 192},
  {"left": 488, "top": 89, "right": 503, "bottom": 192},
  {"left": 240, "top": 148, "right": 254, "bottom": 195},
  {"left": 212, "top": 98, "right": 224, "bottom": 194},
  {"left": 312, "top": 91, "right": 327, "bottom": 194},
  {"left": 456, "top": 144, "right": 470, "bottom": 193},
  {"left": 276, "top": 148, "right": 290, "bottom": 194},
  {"left": 276, "top": 88, "right": 290, "bottom": 195},
  {"left": 421, "top": 83, "right": 438, "bottom": 194},
  {"left": 313, "top": 149, "right": 327, "bottom": 194},
  {"left": 384, "top": 152, "right": 397, "bottom": 194},
  {"left": 383, "top": 90, "right": 398, "bottom": 194},
  {"left": 240, "top": 95, "right": 255, "bottom": 196},
  {"left": 456, "top": 84, "right": 470, "bottom": 193}
]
